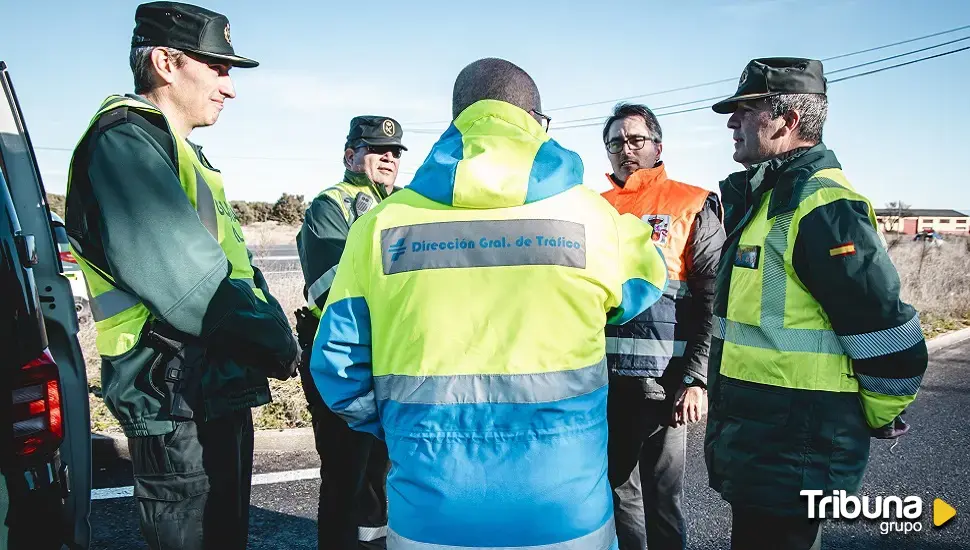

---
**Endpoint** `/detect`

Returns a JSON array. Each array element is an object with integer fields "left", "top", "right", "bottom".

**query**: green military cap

[
  {"left": 345, "top": 116, "right": 408, "bottom": 151},
  {"left": 131, "top": 1, "right": 259, "bottom": 68},
  {"left": 712, "top": 57, "right": 826, "bottom": 114}
]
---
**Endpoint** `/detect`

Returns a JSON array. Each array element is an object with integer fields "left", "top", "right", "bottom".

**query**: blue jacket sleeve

[
  {"left": 308, "top": 222, "right": 381, "bottom": 438},
  {"left": 607, "top": 212, "right": 669, "bottom": 325}
]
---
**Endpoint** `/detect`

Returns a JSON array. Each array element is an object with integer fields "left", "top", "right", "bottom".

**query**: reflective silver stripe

[
  {"left": 387, "top": 516, "right": 615, "bottom": 550},
  {"left": 837, "top": 315, "right": 924, "bottom": 360},
  {"left": 334, "top": 390, "right": 376, "bottom": 426},
  {"left": 381, "top": 219, "right": 586, "bottom": 275},
  {"left": 760, "top": 210, "right": 793, "bottom": 329},
  {"left": 240, "top": 278, "right": 256, "bottom": 289},
  {"left": 663, "top": 280, "right": 690, "bottom": 299},
  {"left": 760, "top": 177, "right": 846, "bottom": 329},
  {"left": 90, "top": 287, "right": 142, "bottom": 321},
  {"left": 857, "top": 373, "right": 922, "bottom": 396},
  {"left": 718, "top": 178, "right": 851, "bottom": 356},
  {"left": 325, "top": 187, "right": 356, "bottom": 224},
  {"left": 194, "top": 167, "right": 219, "bottom": 239},
  {"left": 373, "top": 359, "right": 607, "bottom": 404},
  {"left": 359, "top": 525, "right": 388, "bottom": 542},
  {"left": 605, "top": 337, "right": 687, "bottom": 358},
  {"left": 714, "top": 316, "right": 843, "bottom": 355},
  {"left": 308, "top": 266, "right": 338, "bottom": 307}
]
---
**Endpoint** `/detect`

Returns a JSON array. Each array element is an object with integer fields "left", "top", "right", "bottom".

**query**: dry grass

[
  {"left": 81, "top": 235, "right": 970, "bottom": 434},
  {"left": 241, "top": 222, "right": 300, "bottom": 255},
  {"left": 888, "top": 235, "right": 970, "bottom": 333}
]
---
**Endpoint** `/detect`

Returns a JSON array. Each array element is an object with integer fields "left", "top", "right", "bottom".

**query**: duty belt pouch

[{"left": 143, "top": 323, "right": 207, "bottom": 421}]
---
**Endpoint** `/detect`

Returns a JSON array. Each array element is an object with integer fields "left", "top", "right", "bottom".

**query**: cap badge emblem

[
  {"left": 224, "top": 23, "right": 232, "bottom": 45},
  {"left": 739, "top": 70, "right": 748, "bottom": 87},
  {"left": 382, "top": 119, "right": 395, "bottom": 137}
]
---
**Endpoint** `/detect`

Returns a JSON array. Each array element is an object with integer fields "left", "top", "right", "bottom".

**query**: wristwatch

[{"left": 683, "top": 374, "right": 706, "bottom": 389}]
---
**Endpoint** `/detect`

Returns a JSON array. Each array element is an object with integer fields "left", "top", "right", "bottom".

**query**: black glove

[
  {"left": 871, "top": 415, "right": 910, "bottom": 439},
  {"left": 265, "top": 334, "right": 301, "bottom": 381},
  {"left": 294, "top": 307, "right": 320, "bottom": 350},
  {"left": 300, "top": 345, "right": 312, "bottom": 374}
]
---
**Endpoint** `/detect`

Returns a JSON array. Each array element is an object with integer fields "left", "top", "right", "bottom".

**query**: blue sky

[{"left": 3, "top": 0, "right": 969, "bottom": 211}]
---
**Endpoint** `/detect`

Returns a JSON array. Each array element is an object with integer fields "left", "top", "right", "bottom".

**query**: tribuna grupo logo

[{"left": 802, "top": 490, "right": 923, "bottom": 535}]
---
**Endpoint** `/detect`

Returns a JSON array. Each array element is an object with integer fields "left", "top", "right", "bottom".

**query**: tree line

[{"left": 46, "top": 192, "right": 308, "bottom": 226}]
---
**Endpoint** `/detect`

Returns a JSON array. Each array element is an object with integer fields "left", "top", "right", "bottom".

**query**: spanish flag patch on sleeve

[{"left": 829, "top": 242, "right": 856, "bottom": 257}]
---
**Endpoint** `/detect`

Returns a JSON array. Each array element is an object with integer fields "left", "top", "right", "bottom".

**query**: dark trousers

[
  {"left": 300, "top": 362, "right": 389, "bottom": 550},
  {"left": 128, "top": 409, "right": 254, "bottom": 550},
  {"left": 730, "top": 506, "right": 822, "bottom": 550},
  {"left": 608, "top": 375, "right": 687, "bottom": 550}
]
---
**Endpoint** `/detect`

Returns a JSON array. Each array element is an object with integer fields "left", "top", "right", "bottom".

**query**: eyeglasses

[
  {"left": 530, "top": 109, "right": 552, "bottom": 132},
  {"left": 605, "top": 135, "right": 659, "bottom": 154},
  {"left": 360, "top": 145, "right": 403, "bottom": 159}
]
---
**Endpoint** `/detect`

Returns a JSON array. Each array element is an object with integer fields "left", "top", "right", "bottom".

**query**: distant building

[{"left": 874, "top": 208, "right": 969, "bottom": 235}]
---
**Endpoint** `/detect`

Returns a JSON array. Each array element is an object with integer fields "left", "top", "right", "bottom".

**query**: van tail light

[
  {"left": 13, "top": 349, "right": 64, "bottom": 458},
  {"left": 58, "top": 250, "right": 76, "bottom": 264}
]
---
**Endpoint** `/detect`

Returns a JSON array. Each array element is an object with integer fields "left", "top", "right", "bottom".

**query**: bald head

[{"left": 452, "top": 58, "right": 541, "bottom": 119}]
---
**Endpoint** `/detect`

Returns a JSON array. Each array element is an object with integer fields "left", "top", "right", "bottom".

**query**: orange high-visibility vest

[{"left": 601, "top": 164, "right": 712, "bottom": 377}]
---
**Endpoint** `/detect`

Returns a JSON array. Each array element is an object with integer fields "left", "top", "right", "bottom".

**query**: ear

[
  {"left": 150, "top": 48, "right": 179, "bottom": 86},
  {"left": 780, "top": 109, "right": 801, "bottom": 138},
  {"left": 655, "top": 141, "right": 663, "bottom": 159},
  {"left": 343, "top": 148, "right": 355, "bottom": 170}
]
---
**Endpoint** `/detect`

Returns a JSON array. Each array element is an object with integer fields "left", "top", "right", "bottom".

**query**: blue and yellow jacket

[{"left": 310, "top": 100, "right": 668, "bottom": 549}]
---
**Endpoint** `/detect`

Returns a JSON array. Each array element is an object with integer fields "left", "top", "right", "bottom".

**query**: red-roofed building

[{"left": 875, "top": 208, "right": 968, "bottom": 235}]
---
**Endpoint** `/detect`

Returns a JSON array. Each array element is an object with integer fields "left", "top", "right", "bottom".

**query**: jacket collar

[
  {"left": 606, "top": 162, "right": 668, "bottom": 194},
  {"left": 763, "top": 144, "right": 840, "bottom": 218},
  {"left": 343, "top": 169, "right": 389, "bottom": 200},
  {"left": 719, "top": 143, "right": 838, "bottom": 238},
  {"left": 119, "top": 94, "right": 213, "bottom": 166}
]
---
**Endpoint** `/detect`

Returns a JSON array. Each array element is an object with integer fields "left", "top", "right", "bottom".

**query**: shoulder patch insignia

[
  {"left": 829, "top": 242, "right": 856, "bottom": 257},
  {"left": 642, "top": 214, "right": 671, "bottom": 246},
  {"left": 353, "top": 193, "right": 375, "bottom": 219}
]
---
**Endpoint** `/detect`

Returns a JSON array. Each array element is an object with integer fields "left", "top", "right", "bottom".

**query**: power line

[
  {"left": 34, "top": 145, "right": 422, "bottom": 174},
  {"left": 826, "top": 35, "right": 969, "bottom": 76},
  {"left": 547, "top": 34, "right": 970, "bottom": 127},
  {"left": 823, "top": 23, "right": 970, "bottom": 61},
  {"left": 541, "top": 24, "right": 970, "bottom": 115},
  {"left": 400, "top": 35, "right": 970, "bottom": 132},
  {"left": 403, "top": 23, "right": 970, "bottom": 127},
  {"left": 548, "top": 45, "right": 970, "bottom": 132},
  {"left": 829, "top": 45, "right": 970, "bottom": 83},
  {"left": 33, "top": 146, "right": 328, "bottom": 160},
  {"left": 33, "top": 30, "right": 970, "bottom": 158}
]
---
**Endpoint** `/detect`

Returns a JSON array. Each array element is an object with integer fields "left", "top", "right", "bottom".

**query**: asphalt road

[
  {"left": 254, "top": 245, "right": 298, "bottom": 260},
  {"left": 88, "top": 338, "right": 970, "bottom": 549},
  {"left": 250, "top": 247, "right": 301, "bottom": 278}
]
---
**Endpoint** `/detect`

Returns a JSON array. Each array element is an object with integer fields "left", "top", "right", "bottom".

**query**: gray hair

[
  {"left": 129, "top": 46, "right": 185, "bottom": 94},
  {"left": 767, "top": 93, "right": 828, "bottom": 143}
]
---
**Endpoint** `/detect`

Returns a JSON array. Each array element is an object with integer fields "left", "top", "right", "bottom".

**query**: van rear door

[{"left": 0, "top": 60, "right": 91, "bottom": 549}]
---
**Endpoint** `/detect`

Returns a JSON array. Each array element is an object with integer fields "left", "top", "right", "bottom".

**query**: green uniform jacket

[
  {"left": 704, "top": 144, "right": 928, "bottom": 515},
  {"left": 65, "top": 95, "right": 298, "bottom": 436},
  {"left": 296, "top": 170, "right": 390, "bottom": 316}
]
